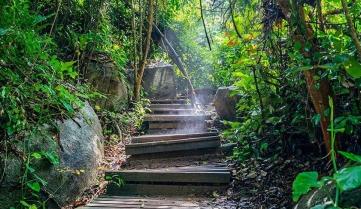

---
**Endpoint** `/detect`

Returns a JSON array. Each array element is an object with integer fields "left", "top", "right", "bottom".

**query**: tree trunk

[
  {"left": 134, "top": 0, "right": 154, "bottom": 101},
  {"left": 341, "top": 0, "right": 361, "bottom": 60},
  {"left": 277, "top": 0, "right": 331, "bottom": 153},
  {"left": 152, "top": 24, "right": 196, "bottom": 101}
]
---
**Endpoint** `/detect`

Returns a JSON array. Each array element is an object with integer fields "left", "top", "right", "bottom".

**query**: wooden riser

[
  {"left": 150, "top": 99, "right": 189, "bottom": 104},
  {"left": 132, "top": 132, "right": 218, "bottom": 143},
  {"left": 106, "top": 170, "right": 230, "bottom": 184},
  {"left": 148, "top": 122, "right": 207, "bottom": 130},
  {"left": 149, "top": 104, "right": 193, "bottom": 109},
  {"left": 125, "top": 136, "right": 220, "bottom": 155},
  {"left": 106, "top": 183, "right": 228, "bottom": 197},
  {"left": 144, "top": 114, "right": 211, "bottom": 122},
  {"left": 79, "top": 196, "right": 200, "bottom": 209}
]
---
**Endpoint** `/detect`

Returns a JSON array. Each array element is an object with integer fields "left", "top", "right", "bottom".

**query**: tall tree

[{"left": 133, "top": 0, "right": 154, "bottom": 101}]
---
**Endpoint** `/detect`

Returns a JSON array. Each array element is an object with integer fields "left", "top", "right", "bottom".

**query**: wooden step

[
  {"left": 149, "top": 108, "right": 195, "bottom": 114},
  {"left": 106, "top": 183, "right": 228, "bottom": 196},
  {"left": 150, "top": 99, "right": 189, "bottom": 104},
  {"left": 105, "top": 165, "right": 231, "bottom": 196},
  {"left": 149, "top": 104, "right": 193, "bottom": 109},
  {"left": 106, "top": 168, "right": 230, "bottom": 184},
  {"left": 80, "top": 196, "right": 201, "bottom": 209},
  {"left": 148, "top": 121, "right": 207, "bottom": 130},
  {"left": 132, "top": 132, "right": 218, "bottom": 143},
  {"left": 125, "top": 136, "right": 220, "bottom": 155},
  {"left": 144, "top": 114, "right": 211, "bottom": 122}
]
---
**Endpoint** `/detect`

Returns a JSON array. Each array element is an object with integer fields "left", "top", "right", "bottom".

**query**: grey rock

[
  {"left": 213, "top": 86, "right": 240, "bottom": 120},
  {"left": 84, "top": 52, "right": 129, "bottom": 110},
  {"left": 0, "top": 102, "right": 104, "bottom": 207},
  {"left": 42, "top": 102, "right": 104, "bottom": 207},
  {"left": 142, "top": 63, "right": 176, "bottom": 99}
]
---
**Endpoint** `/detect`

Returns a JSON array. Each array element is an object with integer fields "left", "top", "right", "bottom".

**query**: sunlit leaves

[{"left": 344, "top": 58, "right": 361, "bottom": 79}]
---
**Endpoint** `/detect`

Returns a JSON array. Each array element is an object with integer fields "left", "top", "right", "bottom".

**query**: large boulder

[
  {"left": 84, "top": 52, "right": 129, "bottom": 110},
  {"left": 142, "top": 63, "right": 176, "bottom": 99},
  {"left": 194, "top": 88, "right": 217, "bottom": 105},
  {"left": 213, "top": 86, "right": 240, "bottom": 120},
  {"left": 0, "top": 102, "right": 104, "bottom": 208}
]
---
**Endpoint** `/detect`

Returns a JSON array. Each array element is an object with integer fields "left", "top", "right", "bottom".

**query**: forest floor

[{"left": 66, "top": 133, "right": 327, "bottom": 209}]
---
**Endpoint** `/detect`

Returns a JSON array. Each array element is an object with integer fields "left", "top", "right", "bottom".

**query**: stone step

[
  {"left": 105, "top": 165, "right": 231, "bottom": 196},
  {"left": 149, "top": 104, "right": 193, "bottom": 109},
  {"left": 144, "top": 114, "right": 211, "bottom": 122},
  {"left": 80, "top": 196, "right": 201, "bottom": 208},
  {"left": 125, "top": 136, "right": 220, "bottom": 155},
  {"left": 132, "top": 132, "right": 218, "bottom": 143},
  {"left": 150, "top": 99, "right": 189, "bottom": 104}
]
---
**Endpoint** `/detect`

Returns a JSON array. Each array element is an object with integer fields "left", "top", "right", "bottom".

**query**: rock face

[
  {"left": 44, "top": 102, "right": 104, "bottom": 207},
  {"left": 0, "top": 102, "right": 104, "bottom": 208},
  {"left": 213, "top": 86, "right": 239, "bottom": 120},
  {"left": 84, "top": 52, "right": 128, "bottom": 110},
  {"left": 142, "top": 63, "right": 176, "bottom": 99}
]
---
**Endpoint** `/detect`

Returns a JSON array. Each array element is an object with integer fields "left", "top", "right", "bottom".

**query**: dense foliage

[
  {"left": 166, "top": 0, "right": 361, "bottom": 207},
  {"left": 2, "top": 0, "right": 361, "bottom": 208}
]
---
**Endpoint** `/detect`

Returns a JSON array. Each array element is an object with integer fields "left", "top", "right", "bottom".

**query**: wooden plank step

[
  {"left": 149, "top": 104, "right": 193, "bottom": 109},
  {"left": 149, "top": 108, "right": 195, "bottom": 114},
  {"left": 148, "top": 121, "right": 206, "bottom": 130},
  {"left": 106, "top": 183, "right": 228, "bottom": 196},
  {"left": 80, "top": 196, "right": 200, "bottom": 209},
  {"left": 105, "top": 168, "right": 230, "bottom": 184},
  {"left": 144, "top": 114, "right": 211, "bottom": 122},
  {"left": 125, "top": 136, "right": 220, "bottom": 155},
  {"left": 132, "top": 132, "right": 218, "bottom": 143},
  {"left": 150, "top": 99, "right": 189, "bottom": 104}
]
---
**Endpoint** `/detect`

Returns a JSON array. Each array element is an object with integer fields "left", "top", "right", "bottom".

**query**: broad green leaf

[
  {"left": 292, "top": 171, "right": 319, "bottom": 202},
  {"left": 26, "top": 182, "right": 41, "bottom": 192},
  {"left": 31, "top": 152, "right": 42, "bottom": 159},
  {"left": 334, "top": 166, "right": 361, "bottom": 192},
  {"left": 29, "top": 204, "right": 38, "bottom": 209},
  {"left": 339, "top": 151, "right": 361, "bottom": 163},
  {"left": 344, "top": 58, "right": 361, "bottom": 79}
]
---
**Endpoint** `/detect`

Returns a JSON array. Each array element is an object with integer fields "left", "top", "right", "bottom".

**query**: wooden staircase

[{"left": 81, "top": 98, "right": 231, "bottom": 209}]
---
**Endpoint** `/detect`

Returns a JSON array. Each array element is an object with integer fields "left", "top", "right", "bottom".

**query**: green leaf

[
  {"left": 339, "top": 151, "right": 361, "bottom": 163},
  {"left": 0, "top": 28, "right": 8, "bottom": 36},
  {"left": 42, "top": 151, "right": 60, "bottom": 165},
  {"left": 334, "top": 166, "right": 361, "bottom": 192},
  {"left": 20, "top": 200, "right": 30, "bottom": 207},
  {"left": 31, "top": 152, "right": 42, "bottom": 159},
  {"left": 29, "top": 204, "right": 38, "bottom": 209},
  {"left": 26, "top": 182, "right": 41, "bottom": 192},
  {"left": 292, "top": 171, "right": 319, "bottom": 202},
  {"left": 344, "top": 58, "right": 361, "bottom": 79}
]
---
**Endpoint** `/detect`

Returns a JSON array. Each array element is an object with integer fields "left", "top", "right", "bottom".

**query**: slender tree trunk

[
  {"left": 134, "top": 0, "right": 154, "bottom": 101},
  {"left": 153, "top": 24, "right": 196, "bottom": 101},
  {"left": 199, "top": 0, "right": 212, "bottom": 50},
  {"left": 341, "top": 0, "right": 361, "bottom": 60}
]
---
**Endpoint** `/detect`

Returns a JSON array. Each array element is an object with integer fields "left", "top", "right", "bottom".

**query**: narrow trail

[{"left": 82, "top": 96, "right": 232, "bottom": 208}]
